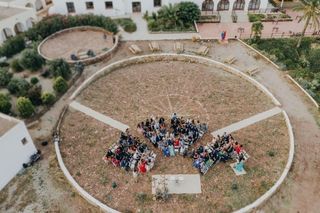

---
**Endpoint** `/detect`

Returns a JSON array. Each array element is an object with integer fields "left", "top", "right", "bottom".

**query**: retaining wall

[{"left": 38, "top": 26, "right": 119, "bottom": 65}]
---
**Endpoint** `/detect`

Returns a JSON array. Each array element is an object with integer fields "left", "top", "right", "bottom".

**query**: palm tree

[
  {"left": 294, "top": 0, "right": 320, "bottom": 48},
  {"left": 157, "top": 4, "right": 180, "bottom": 29}
]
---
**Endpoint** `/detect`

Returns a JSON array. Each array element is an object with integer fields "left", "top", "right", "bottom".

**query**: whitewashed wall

[
  {"left": 0, "top": 120, "right": 37, "bottom": 190},
  {"left": 49, "top": 0, "right": 269, "bottom": 16}
]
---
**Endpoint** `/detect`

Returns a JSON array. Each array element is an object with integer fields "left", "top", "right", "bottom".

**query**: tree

[
  {"left": 0, "top": 93, "right": 11, "bottom": 114},
  {"left": 41, "top": 92, "right": 56, "bottom": 106},
  {"left": 294, "top": 0, "right": 320, "bottom": 48},
  {"left": 159, "top": 4, "right": 181, "bottom": 28},
  {"left": 27, "top": 85, "right": 42, "bottom": 106},
  {"left": 176, "top": 2, "right": 200, "bottom": 26},
  {"left": 0, "top": 68, "right": 13, "bottom": 87},
  {"left": 48, "top": 59, "right": 71, "bottom": 80},
  {"left": 251, "top": 21, "right": 264, "bottom": 40},
  {"left": 0, "top": 35, "right": 25, "bottom": 58},
  {"left": 16, "top": 97, "right": 35, "bottom": 118},
  {"left": 19, "top": 49, "right": 44, "bottom": 71},
  {"left": 7, "top": 78, "right": 30, "bottom": 97},
  {"left": 10, "top": 59, "right": 24, "bottom": 72},
  {"left": 53, "top": 76, "right": 68, "bottom": 94},
  {"left": 308, "top": 48, "right": 320, "bottom": 72},
  {"left": 30, "top": 77, "right": 39, "bottom": 85}
]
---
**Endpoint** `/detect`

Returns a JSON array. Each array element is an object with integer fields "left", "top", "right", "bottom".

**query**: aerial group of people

[
  {"left": 102, "top": 129, "right": 156, "bottom": 174},
  {"left": 137, "top": 113, "right": 208, "bottom": 157},
  {"left": 192, "top": 132, "right": 249, "bottom": 174}
]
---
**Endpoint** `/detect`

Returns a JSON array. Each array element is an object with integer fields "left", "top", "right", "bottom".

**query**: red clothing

[
  {"left": 235, "top": 146, "right": 241, "bottom": 154},
  {"left": 138, "top": 162, "right": 147, "bottom": 173},
  {"left": 174, "top": 139, "right": 180, "bottom": 148}
]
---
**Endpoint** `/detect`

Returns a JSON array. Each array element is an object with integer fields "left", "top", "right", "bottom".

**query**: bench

[
  {"left": 174, "top": 42, "right": 184, "bottom": 53},
  {"left": 128, "top": 44, "right": 142, "bottom": 54},
  {"left": 149, "top": 42, "right": 160, "bottom": 52},
  {"left": 224, "top": 56, "right": 237, "bottom": 64},
  {"left": 245, "top": 66, "right": 260, "bottom": 76},
  {"left": 196, "top": 45, "right": 209, "bottom": 56}
]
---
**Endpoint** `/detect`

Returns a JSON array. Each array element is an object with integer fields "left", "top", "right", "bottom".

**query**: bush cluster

[
  {"left": 53, "top": 76, "right": 68, "bottom": 94},
  {"left": 16, "top": 97, "right": 35, "bottom": 118},
  {"left": 7, "top": 78, "right": 30, "bottom": 97},
  {"left": 0, "top": 93, "right": 11, "bottom": 114},
  {"left": 25, "top": 14, "right": 118, "bottom": 41},
  {"left": 145, "top": 2, "right": 200, "bottom": 32},
  {"left": 0, "top": 35, "right": 25, "bottom": 58},
  {"left": 19, "top": 49, "right": 45, "bottom": 71},
  {"left": 0, "top": 68, "right": 13, "bottom": 87},
  {"left": 48, "top": 59, "right": 71, "bottom": 80},
  {"left": 115, "top": 18, "right": 137, "bottom": 33}
]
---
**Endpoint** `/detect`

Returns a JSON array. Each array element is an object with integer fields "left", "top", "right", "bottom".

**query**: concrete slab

[
  {"left": 69, "top": 101, "right": 129, "bottom": 132},
  {"left": 152, "top": 174, "right": 201, "bottom": 194}
]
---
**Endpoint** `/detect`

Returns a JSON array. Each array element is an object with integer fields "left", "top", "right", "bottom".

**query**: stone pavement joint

[
  {"left": 69, "top": 101, "right": 129, "bottom": 132},
  {"left": 211, "top": 107, "right": 282, "bottom": 136}
]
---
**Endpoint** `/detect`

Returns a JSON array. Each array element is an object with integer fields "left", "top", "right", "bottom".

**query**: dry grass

[
  {"left": 60, "top": 109, "right": 289, "bottom": 212},
  {"left": 77, "top": 60, "right": 274, "bottom": 133}
]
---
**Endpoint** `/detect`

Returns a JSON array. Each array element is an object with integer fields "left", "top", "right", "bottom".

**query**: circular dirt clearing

[
  {"left": 38, "top": 26, "right": 117, "bottom": 64},
  {"left": 60, "top": 57, "right": 290, "bottom": 212}
]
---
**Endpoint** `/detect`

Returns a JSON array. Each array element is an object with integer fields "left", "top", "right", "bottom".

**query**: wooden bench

[
  {"left": 223, "top": 56, "right": 237, "bottom": 64},
  {"left": 246, "top": 66, "right": 259, "bottom": 76},
  {"left": 196, "top": 45, "right": 209, "bottom": 56},
  {"left": 128, "top": 44, "right": 142, "bottom": 54},
  {"left": 149, "top": 42, "right": 160, "bottom": 52},
  {"left": 174, "top": 42, "right": 184, "bottom": 53}
]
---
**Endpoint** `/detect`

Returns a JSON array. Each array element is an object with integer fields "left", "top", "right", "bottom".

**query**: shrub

[
  {"left": 53, "top": 76, "right": 68, "bottom": 94},
  {"left": 308, "top": 49, "right": 320, "bottom": 73},
  {"left": 0, "top": 35, "right": 26, "bottom": 58},
  {"left": 27, "top": 85, "right": 42, "bottom": 106},
  {"left": 19, "top": 49, "right": 44, "bottom": 71},
  {"left": 176, "top": 2, "right": 200, "bottom": 25},
  {"left": 10, "top": 59, "right": 24, "bottom": 72},
  {"left": 16, "top": 97, "right": 35, "bottom": 118},
  {"left": 0, "top": 93, "right": 11, "bottom": 114},
  {"left": 7, "top": 78, "right": 30, "bottom": 96},
  {"left": 115, "top": 18, "right": 137, "bottom": 33},
  {"left": 0, "top": 68, "right": 13, "bottom": 87},
  {"left": 41, "top": 92, "right": 56, "bottom": 106},
  {"left": 30, "top": 77, "right": 39, "bottom": 85},
  {"left": 48, "top": 59, "right": 71, "bottom": 79},
  {"left": 248, "top": 14, "right": 265, "bottom": 22}
]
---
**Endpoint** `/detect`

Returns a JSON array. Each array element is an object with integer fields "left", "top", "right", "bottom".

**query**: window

[
  {"left": 154, "top": 0, "right": 161, "bottom": 7},
  {"left": 66, "top": 2, "right": 75, "bottom": 13},
  {"left": 21, "top": 138, "right": 28, "bottom": 145},
  {"left": 105, "top": 1, "right": 113, "bottom": 9},
  {"left": 248, "top": 0, "right": 260, "bottom": 10},
  {"left": 86, "top": 1, "right": 94, "bottom": 9}
]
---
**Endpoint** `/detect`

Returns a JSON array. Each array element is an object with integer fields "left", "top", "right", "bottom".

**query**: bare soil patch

[
  {"left": 40, "top": 29, "right": 114, "bottom": 61},
  {"left": 60, "top": 110, "right": 289, "bottom": 212}
]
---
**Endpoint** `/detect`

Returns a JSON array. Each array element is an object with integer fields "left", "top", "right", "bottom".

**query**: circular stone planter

[
  {"left": 55, "top": 54, "right": 294, "bottom": 213},
  {"left": 38, "top": 26, "right": 119, "bottom": 65}
]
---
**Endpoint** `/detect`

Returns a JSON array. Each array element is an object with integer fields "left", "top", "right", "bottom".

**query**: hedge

[{"left": 25, "top": 14, "right": 118, "bottom": 41}]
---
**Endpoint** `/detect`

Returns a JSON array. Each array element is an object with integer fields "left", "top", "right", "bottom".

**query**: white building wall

[
  {"left": 49, "top": 0, "right": 269, "bottom": 17},
  {"left": 0, "top": 7, "right": 36, "bottom": 44},
  {"left": 0, "top": 121, "right": 37, "bottom": 190}
]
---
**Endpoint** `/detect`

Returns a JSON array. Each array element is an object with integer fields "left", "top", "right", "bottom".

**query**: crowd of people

[
  {"left": 137, "top": 113, "right": 208, "bottom": 157},
  {"left": 102, "top": 129, "right": 156, "bottom": 174},
  {"left": 192, "top": 132, "right": 249, "bottom": 175}
]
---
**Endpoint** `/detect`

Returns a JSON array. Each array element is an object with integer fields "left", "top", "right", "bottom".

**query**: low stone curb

[
  {"left": 286, "top": 74, "right": 319, "bottom": 109},
  {"left": 38, "top": 26, "right": 119, "bottom": 65}
]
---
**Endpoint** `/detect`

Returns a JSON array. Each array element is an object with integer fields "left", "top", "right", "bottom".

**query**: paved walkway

[
  {"left": 121, "top": 14, "right": 199, "bottom": 41},
  {"left": 69, "top": 101, "right": 129, "bottom": 132},
  {"left": 198, "top": 10, "right": 314, "bottom": 39},
  {"left": 211, "top": 107, "right": 282, "bottom": 136}
]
